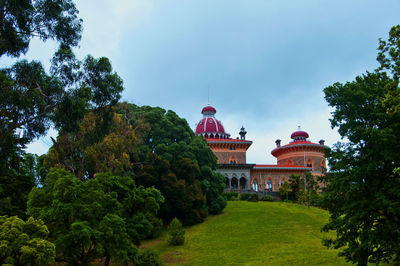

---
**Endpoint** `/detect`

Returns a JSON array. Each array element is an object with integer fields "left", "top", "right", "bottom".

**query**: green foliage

[
  {"left": 288, "top": 174, "right": 301, "bottom": 200},
  {"left": 0, "top": 153, "right": 37, "bottom": 218},
  {"left": 223, "top": 192, "right": 239, "bottom": 201},
  {"left": 43, "top": 111, "right": 136, "bottom": 179},
  {"left": 0, "top": 0, "right": 82, "bottom": 58},
  {"left": 117, "top": 103, "right": 227, "bottom": 225},
  {"left": 134, "top": 248, "right": 163, "bottom": 266},
  {"left": 278, "top": 181, "right": 291, "bottom": 200},
  {"left": 322, "top": 70, "right": 400, "bottom": 265},
  {"left": 0, "top": 0, "right": 124, "bottom": 221},
  {"left": 27, "top": 168, "right": 163, "bottom": 265},
  {"left": 260, "top": 195, "right": 274, "bottom": 202},
  {"left": 288, "top": 173, "right": 318, "bottom": 206},
  {"left": 240, "top": 193, "right": 258, "bottom": 202},
  {"left": 167, "top": 218, "right": 185, "bottom": 246},
  {"left": 378, "top": 25, "right": 400, "bottom": 117},
  {"left": 0, "top": 216, "right": 55, "bottom": 266}
]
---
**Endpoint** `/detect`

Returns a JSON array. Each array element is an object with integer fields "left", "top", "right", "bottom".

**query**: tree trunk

[
  {"left": 104, "top": 256, "right": 110, "bottom": 266},
  {"left": 357, "top": 255, "right": 368, "bottom": 266}
]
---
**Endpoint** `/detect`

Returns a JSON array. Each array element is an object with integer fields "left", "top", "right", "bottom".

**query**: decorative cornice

[
  {"left": 253, "top": 166, "right": 312, "bottom": 171},
  {"left": 217, "top": 164, "right": 256, "bottom": 169}
]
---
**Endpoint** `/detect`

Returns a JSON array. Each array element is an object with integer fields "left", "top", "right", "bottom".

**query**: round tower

[{"left": 271, "top": 128, "right": 328, "bottom": 174}]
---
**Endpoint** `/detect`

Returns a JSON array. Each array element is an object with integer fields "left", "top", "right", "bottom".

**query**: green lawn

[{"left": 143, "top": 201, "right": 349, "bottom": 265}]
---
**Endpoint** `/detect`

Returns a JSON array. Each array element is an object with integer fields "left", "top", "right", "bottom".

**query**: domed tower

[
  {"left": 195, "top": 105, "right": 230, "bottom": 139},
  {"left": 195, "top": 105, "right": 253, "bottom": 190},
  {"left": 271, "top": 127, "right": 328, "bottom": 175}
]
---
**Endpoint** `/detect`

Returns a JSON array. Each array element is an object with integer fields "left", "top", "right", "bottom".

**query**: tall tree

[
  {"left": 0, "top": 0, "right": 82, "bottom": 58},
  {"left": 117, "top": 103, "right": 227, "bottom": 225},
  {"left": 321, "top": 71, "right": 400, "bottom": 265}
]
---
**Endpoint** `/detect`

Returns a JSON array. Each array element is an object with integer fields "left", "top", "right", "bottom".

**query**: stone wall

[
  {"left": 278, "top": 156, "right": 326, "bottom": 172},
  {"left": 214, "top": 151, "right": 246, "bottom": 164}
]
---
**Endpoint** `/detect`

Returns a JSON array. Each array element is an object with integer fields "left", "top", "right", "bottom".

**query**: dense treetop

[{"left": 321, "top": 25, "right": 400, "bottom": 265}]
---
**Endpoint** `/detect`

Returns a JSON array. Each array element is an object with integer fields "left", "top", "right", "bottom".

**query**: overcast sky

[{"left": 3, "top": 0, "right": 400, "bottom": 164}]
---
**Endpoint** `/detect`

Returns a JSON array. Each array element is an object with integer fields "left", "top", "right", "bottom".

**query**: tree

[
  {"left": 378, "top": 25, "right": 400, "bottom": 117},
  {"left": 117, "top": 103, "right": 227, "bottom": 225},
  {"left": 302, "top": 171, "right": 317, "bottom": 208},
  {"left": 0, "top": 215, "right": 55, "bottom": 266},
  {"left": 321, "top": 71, "right": 400, "bottom": 265},
  {"left": 167, "top": 218, "right": 185, "bottom": 246},
  {"left": 0, "top": 1, "right": 124, "bottom": 219},
  {"left": 0, "top": 0, "right": 82, "bottom": 58},
  {"left": 0, "top": 153, "right": 37, "bottom": 218},
  {"left": 288, "top": 174, "right": 301, "bottom": 201},
  {"left": 27, "top": 168, "right": 164, "bottom": 265},
  {"left": 278, "top": 181, "right": 291, "bottom": 201}
]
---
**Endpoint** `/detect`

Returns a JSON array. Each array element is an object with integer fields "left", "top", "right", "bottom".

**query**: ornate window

[
  {"left": 252, "top": 179, "right": 259, "bottom": 192},
  {"left": 266, "top": 179, "right": 273, "bottom": 192},
  {"left": 306, "top": 159, "right": 313, "bottom": 169},
  {"left": 229, "top": 155, "right": 238, "bottom": 164}
]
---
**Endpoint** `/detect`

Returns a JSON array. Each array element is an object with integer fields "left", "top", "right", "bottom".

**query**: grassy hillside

[{"left": 144, "top": 201, "right": 349, "bottom": 265}]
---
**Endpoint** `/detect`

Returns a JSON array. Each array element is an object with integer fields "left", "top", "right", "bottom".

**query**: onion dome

[
  {"left": 195, "top": 105, "right": 230, "bottom": 139},
  {"left": 291, "top": 127, "right": 309, "bottom": 142}
]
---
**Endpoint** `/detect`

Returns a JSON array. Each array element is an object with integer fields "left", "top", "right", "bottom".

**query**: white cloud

[{"left": 75, "top": 0, "right": 155, "bottom": 59}]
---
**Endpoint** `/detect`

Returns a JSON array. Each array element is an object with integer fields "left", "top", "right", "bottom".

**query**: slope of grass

[{"left": 144, "top": 201, "right": 349, "bottom": 265}]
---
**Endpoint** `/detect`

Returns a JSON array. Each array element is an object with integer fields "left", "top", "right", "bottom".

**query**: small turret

[
  {"left": 239, "top": 126, "right": 247, "bottom": 140},
  {"left": 275, "top": 139, "right": 281, "bottom": 147}
]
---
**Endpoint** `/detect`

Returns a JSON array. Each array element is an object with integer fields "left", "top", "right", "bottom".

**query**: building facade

[{"left": 194, "top": 105, "right": 328, "bottom": 192}]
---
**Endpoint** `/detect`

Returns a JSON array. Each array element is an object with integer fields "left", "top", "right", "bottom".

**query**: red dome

[
  {"left": 291, "top": 130, "right": 309, "bottom": 139},
  {"left": 201, "top": 105, "right": 217, "bottom": 114},
  {"left": 195, "top": 105, "right": 230, "bottom": 139},
  {"left": 195, "top": 117, "right": 226, "bottom": 134}
]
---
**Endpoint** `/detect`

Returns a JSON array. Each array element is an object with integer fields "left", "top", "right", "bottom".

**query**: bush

[
  {"left": 261, "top": 195, "right": 274, "bottom": 202},
  {"left": 223, "top": 192, "right": 239, "bottom": 201},
  {"left": 246, "top": 193, "right": 259, "bottom": 202},
  {"left": 167, "top": 218, "right": 185, "bottom": 246},
  {"left": 278, "top": 181, "right": 291, "bottom": 200},
  {"left": 134, "top": 248, "right": 163, "bottom": 266},
  {"left": 239, "top": 193, "right": 254, "bottom": 201}
]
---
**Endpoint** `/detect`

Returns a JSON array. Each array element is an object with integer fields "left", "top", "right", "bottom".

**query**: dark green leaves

[{"left": 0, "top": 0, "right": 82, "bottom": 58}]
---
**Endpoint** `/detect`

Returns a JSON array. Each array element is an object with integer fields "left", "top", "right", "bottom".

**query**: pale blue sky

[{"left": 3, "top": 0, "right": 399, "bottom": 163}]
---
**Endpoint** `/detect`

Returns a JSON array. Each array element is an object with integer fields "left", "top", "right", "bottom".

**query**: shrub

[
  {"left": 223, "top": 192, "right": 239, "bottom": 201},
  {"left": 247, "top": 193, "right": 259, "bottom": 202},
  {"left": 261, "top": 195, "right": 274, "bottom": 202},
  {"left": 167, "top": 218, "right": 185, "bottom": 246},
  {"left": 239, "top": 193, "right": 252, "bottom": 201},
  {"left": 278, "top": 181, "right": 291, "bottom": 200},
  {"left": 134, "top": 248, "right": 163, "bottom": 266}
]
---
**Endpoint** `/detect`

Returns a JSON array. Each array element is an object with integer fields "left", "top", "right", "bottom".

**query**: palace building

[{"left": 194, "top": 105, "right": 328, "bottom": 192}]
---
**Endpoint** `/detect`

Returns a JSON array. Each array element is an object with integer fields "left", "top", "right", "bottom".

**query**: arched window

[
  {"left": 306, "top": 159, "right": 313, "bottom": 169},
  {"left": 229, "top": 156, "right": 238, "bottom": 165},
  {"left": 280, "top": 179, "right": 285, "bottom": 186},
  {"left": 266, "top": 179, "right": 273, "bottom": 192},
  {"left": 239, "top": 177, "right": 246, "bottom": 190},
  {"left": 225, "top": 176, "right": 230, "bottom": 188},
  {"left": 252, "top": 179, "right": 259, "bottom": 192}
]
